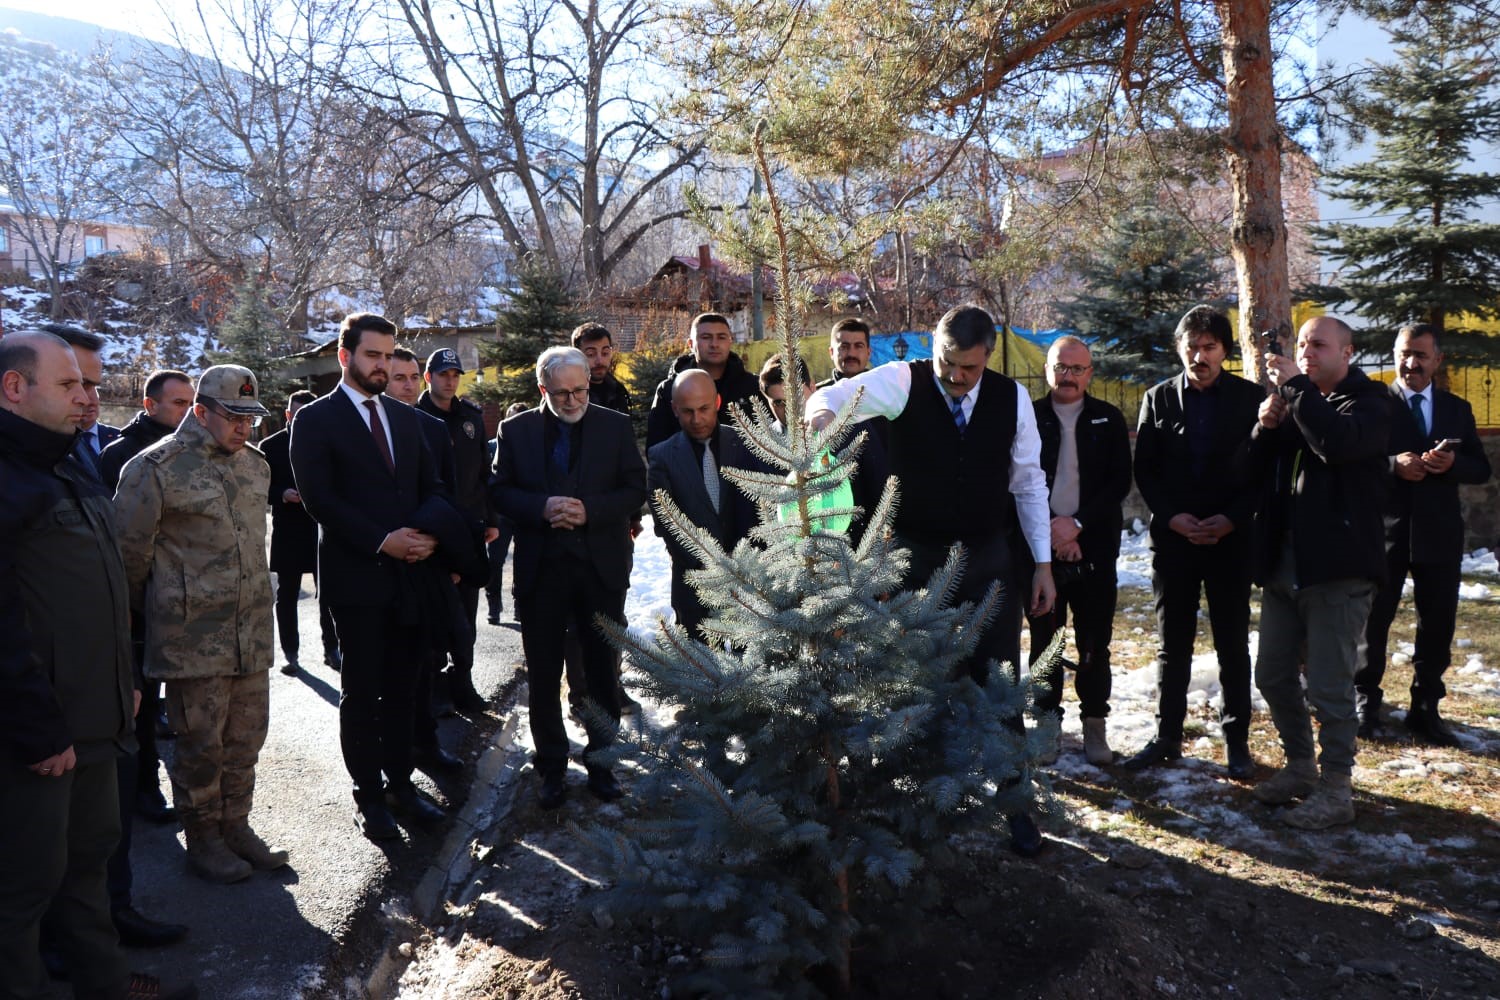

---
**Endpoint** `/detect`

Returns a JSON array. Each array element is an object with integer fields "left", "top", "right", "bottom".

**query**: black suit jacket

[
  {"left": 288, "top": 388, "right": 448, "bottom": 607},
  {"left": 1382, "top": 383, "right": 1491, "bottom": 564},
  {"left": 648, "top": 427, "right": 740, "bottom": 615},
  {"left": 262, "top": 428, "right": 318, "bottom": 573},
  {"left": 1034, "top": 392, "right": 1132, "bottom": 564},
  {"left": 490, "top": 403, "right": 647, "bottom": 594},
  {"left": 1135, "top": 371, "right": 1263, "bottom": 549}
]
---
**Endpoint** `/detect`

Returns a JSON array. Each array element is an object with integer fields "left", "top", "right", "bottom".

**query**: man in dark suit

[
  {"left": 289, "top": 312, "right": 458, "bottom": 841},
  {"left": 263, "top": 390, "right": 339, "bottom": 676},
  {"left": 48, "top": 324, "right": 119, "bottom": 471},
  {"left": 491, "top": 346, "right": 647, "bottom": 809},
  {"left": 1023, "top": 336, "right": 1132, "bottom": 766},
  {"left": 1358, "top": 323, "right": 1491, "bottom": 745},
  {"left": 1126, "top": 305, "right": 1264, "bottom": 779},
  {"left": 648, "top": 369, "right": 743, "bottom": 640}
]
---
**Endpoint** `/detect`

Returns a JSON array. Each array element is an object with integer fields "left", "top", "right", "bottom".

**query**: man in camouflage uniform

[{"left": 114, "top": 365, "right": 284, "bottom": 884}]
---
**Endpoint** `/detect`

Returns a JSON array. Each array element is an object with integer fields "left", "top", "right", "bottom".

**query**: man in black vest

[
  {"left": 807, "top": 303, "right": 1055, "bottom": 857},
  {"left": 1358, "top": 323, "right": 1490, "bottom": 745},
  {"left": 1024, "top": 336, "right": 1131, "bottom": 766},
  {"left": 1126, "top": 305, "right": 1264, "bottom": 779}
]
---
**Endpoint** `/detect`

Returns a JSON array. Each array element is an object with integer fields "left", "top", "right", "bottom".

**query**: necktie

[
  {"left": 1410, "top": 394, "right": 1427, "bottom": 437},
  {"left": 79, "top": 430, "right": 100, "bottom": 471},
  {"left": 551, "top": 424, "right": 571, "bottom": 474},
  {"left": 702, "top": 444, "right": 721, "bottom": 514},
  {"left": 950, "top": 396, "right": 967, "bottom": 435},
  {"left": 364, "top": 400, "right": 395, "bottom": 475},
  {"left": 1052, "top": 420, "right": 1080, "bottom": 517}
]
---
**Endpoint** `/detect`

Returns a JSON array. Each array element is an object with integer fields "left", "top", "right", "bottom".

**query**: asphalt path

[{"left": 92, "top": 575, "right": 525, "bottom": 1000}]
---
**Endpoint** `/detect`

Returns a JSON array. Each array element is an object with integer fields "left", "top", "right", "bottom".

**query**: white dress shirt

[
  {"left": 807, "top": 360, "right": 1052, "bottom": 563},
  {"left": 339, "top": 381, "right": 396, "bottom": 460}
]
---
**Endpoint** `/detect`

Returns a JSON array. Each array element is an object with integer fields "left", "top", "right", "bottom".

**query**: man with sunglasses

[
  {"left": 1125, "top": 305, "right": 1264, "bottom": 779},
  {"left": 115, "top": 365, "right": 287, "bottom": 883}
]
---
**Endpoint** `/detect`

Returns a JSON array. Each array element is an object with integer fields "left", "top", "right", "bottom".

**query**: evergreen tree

[
  {"left": 1312, "top": 3, "right": 1500, "bottom": 359},
  {"left": 1056, "top": 208, "right": 1220, "bottom": 382},
  {"left": 581, "top": 142, "right": 1049, "bottom": 997},
  {"left": 211, "top": 277, "right": 292, "bottom": 414},
  {"left": 473, "top": 258, "right": 582, "bottom": 408}
]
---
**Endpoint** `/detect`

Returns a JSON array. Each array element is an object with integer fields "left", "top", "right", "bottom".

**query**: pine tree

[
  {"left": 581, "top": 137, "right": 1048, "bottom": 998},
  {"left": 211, "top": 277, "right": 291, "bottom": 414},
  {"left": 473, "top": 258, "right": 582, "bottom": 407},
  {"left": 1312, "top": 3, "right": 1500, "bottom": 359},
  {"left": 1056, "top": 208, "right": 1220, "bottom": 382}
]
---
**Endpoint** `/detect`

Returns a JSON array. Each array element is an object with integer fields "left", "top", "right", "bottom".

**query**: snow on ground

[{"left": 533, "top": 519, "right": 1500, "bottom": 873}]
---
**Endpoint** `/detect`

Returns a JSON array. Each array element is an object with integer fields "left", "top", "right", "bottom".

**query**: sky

[{"left": 2, "top": 0, "right": 180, "bottom": 43}]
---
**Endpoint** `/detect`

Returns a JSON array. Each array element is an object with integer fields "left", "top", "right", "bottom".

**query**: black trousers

[
  {"left": 485, "top": 522, "right": 514, "bottom": 616},
  {"left": 517, "top": 553, "right": 624, "bottom": 778},
  {"left": 274, "top": 568, "right": 337, "bottom": 663},
  {"left": 1357, "top": 546, "right": 1461, "bottom": 713},
  {"left": 449, "top": 583, "right": 481, "bottom": 674},
  {"left": 105, "top": 751, "right": 137, "bottom": 911},
  {"left": 1027, "top": 564, "right": 1117, "bottom": 719},
  {"left": 1149, "top": 535, "right": 1253, "bottom": 744},
  {"left": 329, "top": 605, "right": 423, "bottom": 806}
]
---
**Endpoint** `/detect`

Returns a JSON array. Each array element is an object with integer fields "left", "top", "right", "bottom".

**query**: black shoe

[
  {"left": 1358, "top": 715, "right": 1381, "bottom": 740},
  {"left": 451, "top": 685, "right": 488, "bottom": 715},
  {"left": 387, "top": 784, "right": 448, "bottom": 827},
  {"left": 325, "top": 649, "right": 342, "bottom": 672},
  {"left": 1226, "top": 742, "right": 1255, "bottom": 780},
  {"left": 136, "top": 785, "right": 176, "bottom": 824},
  {"left": 156, "top": 713, "right": 177, "bottom": 740},
  {"left": 1405, "top": 704, "right": 1462, "bottom": 748},
  {"left": 538, "top": 773, "right": 568, "bottom": 810},
  {"left": 586, "top": 769, "right": 624, "bottom": 802},
  {"left": 113, "top": 906, "right": 188, "bottom": 948},
  {"left": 487, "top": 612, "right": 501, "bottom": 626},
  {"left": 280, "top": 659, "right": 300, "bottom": 676},
  {"left": 123, "top": 971, "right": 198, "bottom": 1000},
  {"left": 1007, "top": 812, "right": 1044, "bottom": 858},
  {"left": 1121, "top": 738, "right": 1182, "bottom": 772},
  {"left": 415, "top": 745, "right": 464, "bottom": 774},
  {"left": 354, "top": 803, "right": 400, "bottom": 842}
]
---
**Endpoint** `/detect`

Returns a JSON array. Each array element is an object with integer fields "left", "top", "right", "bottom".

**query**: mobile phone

[
  {"left": 1263, "top": 331, "right": 1283, "bottom": 356},
  {"left": 1435, "top": 438, "right": 1462, "bottom": 452}
]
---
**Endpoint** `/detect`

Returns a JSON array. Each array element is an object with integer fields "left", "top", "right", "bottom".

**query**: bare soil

[{"left": 391, "top": 589, "right": 1500, "bottom": 1000}]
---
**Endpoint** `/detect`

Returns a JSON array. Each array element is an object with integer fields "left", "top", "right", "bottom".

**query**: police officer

[
  {"left": 114, "top": 365, "right": 287, "bottom": 883},
  {"left": 416, "top": 348, "right": 498, "bottom": 713}
]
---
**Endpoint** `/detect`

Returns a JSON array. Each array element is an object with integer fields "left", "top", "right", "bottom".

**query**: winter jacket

[
  {"left": 98, "top": 408, "right": 177, "bottom": 492},
  {"left": 645, "top": 352, "right": 762, "bottom": 449},
  {"left": 114, "top": 413, "right": 274, "bottom": 680},
  {"left": 0, "top": 408, "right": 135, "bottom": 766}
]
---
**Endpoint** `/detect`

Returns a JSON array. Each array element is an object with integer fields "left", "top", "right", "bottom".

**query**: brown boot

[
  {"left": 183, "top": 822, "right": 253, "bottom": 884},
  {"left": 223, "top": 821, "right": 290, "bottom": 871}
]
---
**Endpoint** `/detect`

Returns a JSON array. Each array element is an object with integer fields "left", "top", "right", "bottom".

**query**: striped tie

[
  {"left": 951, "top": 396, "right": 967, "bottom": 435},
  {"left": 702, "top": 444, "right": 721, "bottom": 514}
]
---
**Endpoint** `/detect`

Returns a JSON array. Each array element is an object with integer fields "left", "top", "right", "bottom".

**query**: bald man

[
  {"left": 1245, "top": 316, "right": 1390, "bottom": 830},
  {"left": 647, "top": 369, "right": 744, "bottom": 640}
]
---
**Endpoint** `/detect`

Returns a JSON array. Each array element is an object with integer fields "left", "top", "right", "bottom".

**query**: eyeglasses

[
  {"left": 546, "top": 386, "right": 590, "bottom": 402},
  {"left": 1051, "top": 363, "right": 1092, "bottom": 378},
  {"left": 204, "top": 401, "right": 263, "bottom": 428}
]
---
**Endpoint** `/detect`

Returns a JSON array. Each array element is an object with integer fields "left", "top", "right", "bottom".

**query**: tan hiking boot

[
  {"left": 1251, "top": 758, "right": 1318, "bottom": 805},
  {"left": 1082, "top": 718, "right": 1112, "bottom": 766},
  {"left": 1283, "top": 772, "right": 1355, "bottom": 830},
  {"left": 184, "top": 828, "right": 253, "bottom": 884},
  {"left": 223, "top": 822, "right": 290, "bottom": 871}
]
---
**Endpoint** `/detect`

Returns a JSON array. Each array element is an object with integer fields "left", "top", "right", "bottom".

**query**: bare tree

[
  {"left": 0, "top": 37, "right": 118, "bottom": 319},
  {"left": 365, "top": 0, "right": 707, "bottom": 295}
]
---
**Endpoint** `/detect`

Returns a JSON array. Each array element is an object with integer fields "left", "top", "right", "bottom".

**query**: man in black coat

[
  {"left": 0, "top": 331, "right": 193, "bottom": 999},
  {"left": 573, "top": 321, "right": 633, "bottom": 414},
  {"left": 263, "top": 390, "right": 339, "bottom": 677},
  {"left": 416, "top": 348, "right": 499, "bottom": 713},
  {"left": 492, "top": 346, "right": 647, "bottom": 809},
  {"left": 1358, "top": 323, "right": 1491, "bottom": 745},
  {"left": 289, "top": 313, "right": 461, "bottom": 841},
  {"left": 645, "top": 312, "right": 761, "bottom": 449},
  {"left": 1023, "top": 336, "right": 1131, "bottom": 767},
  {"left": 1247, "top": 315, "right": 1391, "bottom": 830},
  {"left": 1125, "top": 305, "right": 1264, "bottom": 779}
]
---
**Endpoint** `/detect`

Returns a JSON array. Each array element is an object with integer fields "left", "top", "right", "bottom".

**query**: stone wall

[{"left": 1116, "top": 431, "right": 1500, "bottom": 554}]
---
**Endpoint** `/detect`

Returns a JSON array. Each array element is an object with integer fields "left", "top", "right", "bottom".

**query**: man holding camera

[
  {"left": 1357, "top": 323, "right": 1490, "bottom": 745},
  {"left": 1024, "top": 336, "right": 1131, "bottom": 766}
]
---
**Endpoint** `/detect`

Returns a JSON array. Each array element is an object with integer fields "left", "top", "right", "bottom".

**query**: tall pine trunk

[{"left": 1217, "top": 0, "right": 1292, "bottom": 385}]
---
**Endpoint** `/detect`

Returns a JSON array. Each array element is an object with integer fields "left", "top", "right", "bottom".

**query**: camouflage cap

[
  {"left": 425, "top": 348, "right": 463, "bottom": 375},
  {"left": 196, "top": 364, "right": 270, "bottom": 416}
]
